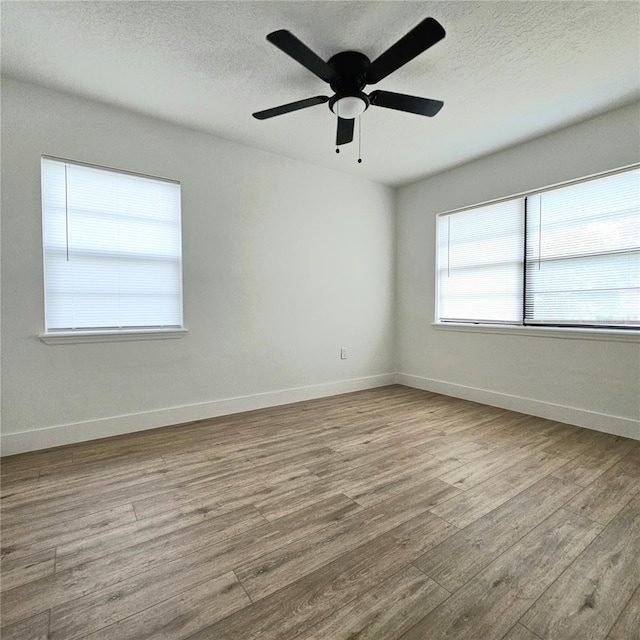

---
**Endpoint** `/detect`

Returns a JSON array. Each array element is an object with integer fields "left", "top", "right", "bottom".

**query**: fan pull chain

[{"left": 357, "top": 115, "right": 362, "bottom": 164}]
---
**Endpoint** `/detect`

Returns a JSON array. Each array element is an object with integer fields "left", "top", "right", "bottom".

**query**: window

[
  {"left": 41, "top": 157, "right": 184, "bottom": 338},
  {"left": 436, "top": 165, "right": 640, "bottom": 330},
  {"left": 437, "top": 199, "right": 524, "bottom": 324}
]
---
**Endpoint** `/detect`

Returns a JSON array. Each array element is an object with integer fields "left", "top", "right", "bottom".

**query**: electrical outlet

[{"left": 340, "top": 348, "right": 347, "bottom": 360}]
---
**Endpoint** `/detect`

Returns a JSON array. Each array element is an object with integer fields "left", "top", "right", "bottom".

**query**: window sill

[
  {"left": 431, "top": 322, "right": 640, "bottom": 343},
  {"left": 39, "top": 329, "right": 188, "bottom": 345}
]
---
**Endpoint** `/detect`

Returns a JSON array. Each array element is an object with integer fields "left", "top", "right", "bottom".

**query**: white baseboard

[
  {"left": 1, "top": 373, "right": 396, "bottom": 456},
  {"left": 396, "top": 373, "right": 639, "bottom": 441},
  {"left": 4, "top": 371, "right": 637, "bottom": 456}
]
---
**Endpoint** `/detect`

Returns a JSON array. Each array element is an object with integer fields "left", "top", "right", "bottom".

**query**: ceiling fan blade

[
  {"left": 253, "top": 95, "right": 329, "bottom": 120},
  {"left": 369, "top": 90, "right": 443, "bottom": 117},
  {"left": 266, "top": 30, "right": 338, "bottom": 83},
  {"left": 365, "top": 17, "right": 445, "bottom": 84},
  {"left": 336, "top": 117, "right": 354, "bottom": 145}
]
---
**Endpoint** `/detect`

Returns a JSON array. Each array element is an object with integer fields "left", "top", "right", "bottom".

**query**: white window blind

[
  {"left": 437, "top": 199, "right": 524, "bottom": 323},
  {"left": 525, "top": 168, "right": 640, "bottom": 327},
  {"left": 41, "top": 157, "right": 183, "bottom": 332}
]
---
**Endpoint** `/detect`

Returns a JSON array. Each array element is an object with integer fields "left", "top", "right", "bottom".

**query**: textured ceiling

[{"left": 2, "top": 1, "right": 639, "bottom": 185}]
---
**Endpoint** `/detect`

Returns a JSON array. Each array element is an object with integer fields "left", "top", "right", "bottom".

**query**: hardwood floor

[{"left": 1, "top": 385, "right": 639, "bottom": 640}]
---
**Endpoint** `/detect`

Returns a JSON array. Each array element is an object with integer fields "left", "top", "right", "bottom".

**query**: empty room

[{"left": 1, "top": 1, "right": 639, "bottom": 639}]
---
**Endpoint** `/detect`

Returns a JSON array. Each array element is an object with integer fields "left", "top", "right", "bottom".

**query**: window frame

[
  {"left": 39, "top": 155, "right": 187, "bottom": 344},
  {"left": 434, "top": 163, "right": 640, "bottom": 341}
]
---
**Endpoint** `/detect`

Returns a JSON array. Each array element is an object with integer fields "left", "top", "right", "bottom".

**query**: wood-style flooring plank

[
  {"left": 72, "top": 571, "right": 249, "bottom": 640},
  {"left": 49, "top": 494, "right": 361, "bottom": 640},
  {"left": 130, "top": 460, "right": 315, "bottom": 520},
  {"left": 0, "top": 611, "right": 49, "bottom": 640},
  {"left": 608, "top": 585, "right": 640, "bottom": 640},
  {"left": 437, "top": 446, "right": 536, "bottom": 490},
  {"left": 423, "top": 438, "right": 492, "bottom": 465},
  {"left": 319, "top": 445, "right": 438, "bottom": 486},
  {"left": 399, "top": 508, "right": 602, "bottom": 640},
  {"left": 342, "top": 456, "right": 462, "bottom": 508},
  {"left": 189, "top": 509, "right": 456, "bottom": 640},
  {"left": 1, "top": 504, "right": 137, "bottom": 562},
  {"left": 32, "top": 454, "right": 167, "bottom": 492},
  {"left": 456, "top": 413, "right": 553, "bottom": 451},
  {"left": 235, "top": 478, "right": 460, "bottom": 601},
  {"left": 307, "top": 438, "right": 430, "bottom": 477},
  {"left": 1, "top": 504, "right": 264, "bottom": 626},
  {"left": 503, "top": 624, "right": 542, "bottom": 640},
  {"left": 297, "top": 565, "right": 449, "bottom": 640},
  {"left": 252, "top": 481, "right": 344, "bottom": 521},
  {"left": 542, "top": 428, "right": 625, "bottom": 460},
  {"left": 244, "top": 445, "right": 338, "bottom": 469},
  {"left": 564, "top": 451, "right": 640, "bottom": 525},
  {"left": 0, "top": 467, "right": 40, "bottom": 497},
  {"left": 1, "top": 459, "right": 223, "bottom": 531},
  {"left": 0, "top": 548, "right": 55, "bottom": 592},
  {"left": 552, "top": 435, "right": 631, "bottom": 487},
  {"left": 1, "top": 456, "right": 172, "bottom": 512},
  {"left": 1, "top": 446, "right": 71, "bottom": 473},
  {"left": 54, "top": 499, "right": 231, "bottom": 572},
  {"left": 414, "top": 475, "right": 583, "bottom": 591},
  {"left": 429, "top": 451, "right": 568, "bottom": 528},
  {"left": 521, "top": 494, "right": 640, "bottom": 640}
]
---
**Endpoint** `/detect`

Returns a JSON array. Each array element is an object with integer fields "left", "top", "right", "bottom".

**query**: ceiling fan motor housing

[
  {"left": 327, "top": 51, "right": 371, "bottom": 118},
  {"left": 327, "top": 51, "right": 370, "bottom": 93}
]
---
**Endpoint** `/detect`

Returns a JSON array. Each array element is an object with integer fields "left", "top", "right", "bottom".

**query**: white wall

[
  {"left": 2, "top": 78, "right": 638, "bottom": 455},
  {"left": 396, "top": 102, "right": 640, "bottom": 440},
  {"left": 1, "top": 77, "right": 396, "bottom": 454}
]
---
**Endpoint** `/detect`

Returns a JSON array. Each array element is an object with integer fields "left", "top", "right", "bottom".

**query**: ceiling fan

[{"left": 252, "top": 17, "right": 446, "bottom": 148}]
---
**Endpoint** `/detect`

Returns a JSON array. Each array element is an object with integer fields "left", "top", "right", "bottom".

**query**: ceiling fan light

[{"left": 331, "top": 96, "right": 367, "bottom": 119}]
